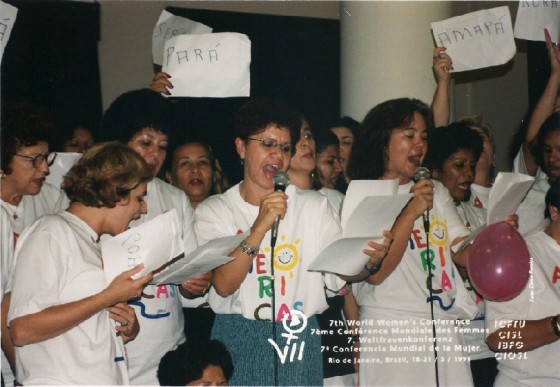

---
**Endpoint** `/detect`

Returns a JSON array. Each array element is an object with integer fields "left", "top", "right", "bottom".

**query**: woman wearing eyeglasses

[
  {"left": 0, "top": 101, "right": 66, "bottom": 237},
  {"left": 0, "top": 101, "right": 68, "bottom": 384},
  {"left": 194, "top": 98, "right": 388, "bottom": 386}
]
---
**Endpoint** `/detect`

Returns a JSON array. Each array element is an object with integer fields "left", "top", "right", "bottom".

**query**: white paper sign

[
  {"left": 308, "top": 237, "right": 381, "bottom": 276},
  {"left": 514, "top": 1, "right": 560, "bottom": 42},
  {"left": 162, "top": 32, "right": 251, "bottom": 97},
  {"left": 452, "top": 172, "right": 534, "bottom": 252},
  {"left": 152, "top": 9, "right": 212, "bottom": 66},
  {"left": 101, "top": 210, "right": 184, "bottom": 283},
  {"left": 0, "top": 0, "right": 18, "bottom": 63},
  {"left": 309, "top": 179, "right": 410, "bottom": 276},
  {"left": 341, "top": 179, "right": 400, "bottom": 231},
  {"left": 431, "top": 6, "right": 516, "bottom": 72},
  {"left": 46, "top": 152, "right": 82, "bottom": 189},
  {"left": 487, "top": 172, "right": 534, "bottom": 225},
  {"left": 152, "top": 233, "right": 239, "bottom": 285}
]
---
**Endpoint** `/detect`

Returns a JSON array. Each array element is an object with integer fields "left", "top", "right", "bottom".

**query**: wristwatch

[
  {"left": 239, "top": 239, "right": 259, "bottom": 258},
  {"left": 552, "top": 315, "right": 560, "bottom": 337},
  {"left": 362, "top": 261, "right": 383, "bottom": 277}
]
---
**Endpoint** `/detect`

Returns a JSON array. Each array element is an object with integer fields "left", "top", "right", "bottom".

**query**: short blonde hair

[{"left": 63, "top": 141, "right": 152, "bottom": 207}]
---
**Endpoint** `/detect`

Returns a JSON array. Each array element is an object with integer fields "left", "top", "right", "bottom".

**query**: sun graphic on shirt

[
  {"left": 427, "top": 216, "right": 448, "bottom": 247},
  {"left": 264, "top": 235, "right": 300, "bottom": 273}
]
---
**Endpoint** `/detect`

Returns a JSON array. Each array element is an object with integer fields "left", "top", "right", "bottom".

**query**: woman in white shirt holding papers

[
  {"left": 346, "top": 98, "right": 477, "bottom": 387},
  {"left": 194, "top": 97, "right": 386, "bottom": 386}
]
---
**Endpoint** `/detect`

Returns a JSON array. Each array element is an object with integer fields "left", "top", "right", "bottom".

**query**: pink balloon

[{"left": 467, "top": 221, "right": 530, "bottom": 301}]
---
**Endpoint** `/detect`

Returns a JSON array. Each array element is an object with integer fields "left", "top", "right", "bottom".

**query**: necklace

[
  {"left": 2, "top": 203, "right": 18, "bottom": 220},
  {"left": 455, "top": 203, "right": 471, "bottom": 230}
]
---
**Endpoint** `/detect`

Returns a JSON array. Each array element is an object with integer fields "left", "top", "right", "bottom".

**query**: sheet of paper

[
  {"left": 310, "top": 179, "right": 409, "bottom": 276},
  {"left": 162, "top": 32, "right": 251, "bottom": 97},
  {"left": 514, "top": 1, "right": 560, "bottom": 42},
  {"left": 343, "top": 195, "right": 412, "bottom": 238},
  {"left": 308, "top": 237, "right": 381, "bottom": 276},
  {"left": 152, "top": 9, "right": 212, "bottom": 65},
  {"left": 453, "top": 172, "right": 534, "bottom": 252},
  {"left": 0, "top": 0, "right": 18, "bottom": 64},
  {"left": 152, "top": 233, "right": 242, "bottom": 285},
  {"left": 487, "top": 172, "right": 534, "bottom": 225},
  {"left": 341, "top": 179, "right": 399, "bottom": 231},
  {"left": 101, "top": 209, "right": 183, "bottom": 283},
  {"left": 45, "top": 152, "right": 82, "bottom": 189},
  {"left": 431, "top": 6, "right": 516, "bottom": 72}
]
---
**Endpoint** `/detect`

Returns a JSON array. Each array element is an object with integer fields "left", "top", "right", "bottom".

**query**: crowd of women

[{"left": 1, "top": 28, "right": 559, "bottom": 387}]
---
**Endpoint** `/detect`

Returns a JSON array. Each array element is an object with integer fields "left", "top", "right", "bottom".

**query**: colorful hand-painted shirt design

[{"left": 195, "top": 183, "right": 345, "bottom": 321}]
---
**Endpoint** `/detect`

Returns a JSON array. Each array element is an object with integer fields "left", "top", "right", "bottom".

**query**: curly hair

[
  {"left": 423, "top": 122, "right": 483, "bottom": 174},
  {"left": 347, "top": 98, "right": 433, "bottom": 180},
  {"left": 99, "top": 88, "right": 173, "bottom": 144},
  {"left": 62, "top": 142, "right": 152, "bottom": 208},
  {"left": 235, "top": 97, "right": 301, "bottom": 155},
  {"left": 158, "top": 340, "right": 234, "bottom": 386},
  {"left": 1, "top": 100, "right": 54, "bottom": 175},
  {"left": 531, "top": 111, "right": 560, "bottom": 172}
]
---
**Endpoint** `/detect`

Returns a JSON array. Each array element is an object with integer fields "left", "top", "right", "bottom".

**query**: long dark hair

[{"left": 347, "top": 98, "right": 433, "bottom": 180}]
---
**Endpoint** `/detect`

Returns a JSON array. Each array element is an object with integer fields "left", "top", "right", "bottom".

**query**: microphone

[
  {"left": 271, "top": 171, "right": 290, "bottom": 245},
  {"left": 413, "top": 167, "right": 431, "bottom": 232}
]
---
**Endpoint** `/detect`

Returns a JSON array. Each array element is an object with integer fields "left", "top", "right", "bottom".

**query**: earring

[
  {"left": 240, "top": 159, "right": 244, "bottom": 166},
  {"left": 0, "top": 170, "right": 5, "bottom": 179}
]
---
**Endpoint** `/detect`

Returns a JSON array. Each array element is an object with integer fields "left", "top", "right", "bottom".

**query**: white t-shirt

[
  {"left": 195, "top": 183, "right": 345, "bottom": 320},
  {"left": 8, "top": 212, "right": 129, "bottom": 385},
  {"left": 513, "top": 147, "right": 549, "bottom": 235},
  {"left": 457, "top": 184, "right": 495, "bottom": 360},
  {"left": 1, "top": 207, "right": 15, "bottom": 387},
  {"left": 1, "top": 183, "right": 64, "bottom": 386},
  {"left": 319, "top": 187, "right": 345, "bottom": 215},
  {"left": 124, "top": 177, "right": 198, "bottom": 385},
  {"left": 485, "top": 229, "right": 560, "bottom": 386},
  {"left": 0, "top": 182, "right": 65, "bottom": 237},
  {"left": 355, "top": 181, "right": 477, "bottom": 387}
]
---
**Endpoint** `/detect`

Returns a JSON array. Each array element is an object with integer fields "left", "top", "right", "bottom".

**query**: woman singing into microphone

[
  {"left": 194, "top": 98, "right": 388, "bottom": 386},
  {"left": 346, "top": 98, "right": 477, "bottom": 387}
]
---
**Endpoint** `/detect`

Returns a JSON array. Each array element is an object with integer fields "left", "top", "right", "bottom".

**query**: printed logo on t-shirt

[
  {"left": 409, "top": 214, "right": 458, "bottom": 311},
  {"left": 248, "top": 234, "right": 304, "bottom": 322}
]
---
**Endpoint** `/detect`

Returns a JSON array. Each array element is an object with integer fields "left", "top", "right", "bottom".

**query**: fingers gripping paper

[
  {"left": 431, "top": 6, "right": 516, "bottom": 72},
  {"left": 162, "top": 32, "right": 251, "bottom": 97},
  {"left": 101, "top": 210, "right": 184, "bottom": 283}
]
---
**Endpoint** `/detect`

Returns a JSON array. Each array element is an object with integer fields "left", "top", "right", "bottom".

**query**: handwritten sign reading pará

[
  {"left": 431, "top": 6, "right": 516, "bottom": 72},
  {"left": 514, "top": 0, "right": 560, "bottom": 42},
  {"left": 162, "top": 32, "right": 251, "bottom": 98},
  {"left": 0, "top": 0, "right": 18, "bottom": 63},
  {"left": 152, "top": 9, "right": 212, "bottom": 66}
]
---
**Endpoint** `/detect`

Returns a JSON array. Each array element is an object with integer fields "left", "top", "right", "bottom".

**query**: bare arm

[
  {"left": 487, "top": 317, "right": 560, "bottom": 353},
  {"left": 365, "top": 179, "right": 434, "bottom": 285},
  {"left": 522, "top": 29, "right": 560, "bottom": 176},
  {"left": 343, "top": 289, "right": 361, "bottom": 373},
  {"left": 10, "top": 265, "right": 151, "bottom": 347},
  {"left": 1, "top": 293, "right": 15, "bottom": 373},
  {"left": 212, "top": 191, "right": 287, "bottom": 297},
  {"left": 339, "top": 230, "right": 392, "bottom": 283},
  {"left": 431, "top": 47, "right": 453, "bottom": 127}
]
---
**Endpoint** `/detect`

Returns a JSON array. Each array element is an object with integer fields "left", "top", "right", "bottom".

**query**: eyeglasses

[
  {"left": 14, "top": 152, "right": 57, "bottom": 168},
  {"left": 247, "top": 138, "right": 292, "bottom": 154}
]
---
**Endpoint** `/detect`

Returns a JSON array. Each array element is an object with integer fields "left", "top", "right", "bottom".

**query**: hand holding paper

[
  {"left": 431, "top": 6, "right": 515, "bottom": 72},
  {"left": 309, "top": 180, "right": 408, "bottom": 277}
]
